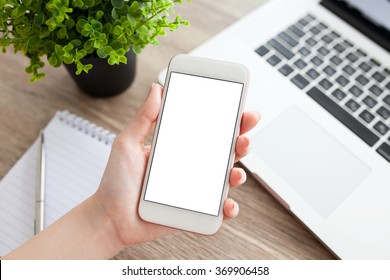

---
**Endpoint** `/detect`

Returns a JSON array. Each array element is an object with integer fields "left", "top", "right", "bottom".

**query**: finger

[
  {"left": 123, "top": 83, "right": 163, "bottom": 143},
  {"left": 144, "top": 145, "right": 151, "bottom": 159},
  {"left": 240, "top": 111, "right": 261, "bottom": 135},
  {"left": 235, "top": 135, "right": 250, "bottom": 162},
  {"left": 223, "top": 198, "right": 239, "bottom": 220},
  {"left": 229, "top": 167, "right": 247, "bottom": 188}
]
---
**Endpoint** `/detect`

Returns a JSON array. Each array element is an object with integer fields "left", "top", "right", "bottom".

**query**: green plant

[{"left": 0, "top": 0, "right": 189, "bottom": 81}]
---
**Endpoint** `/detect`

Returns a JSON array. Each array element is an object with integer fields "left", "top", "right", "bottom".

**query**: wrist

[{"left": 88, "top": 193, "right": 126, "bottom": 258}]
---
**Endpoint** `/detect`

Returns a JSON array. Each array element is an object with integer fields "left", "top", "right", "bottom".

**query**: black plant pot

[{"left": 64, "top": 51, "right": 136, "bottom": 98}]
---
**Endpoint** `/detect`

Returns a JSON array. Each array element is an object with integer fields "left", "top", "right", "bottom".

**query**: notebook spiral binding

[{"left": 57, "top": 110, "right": 116, "bottom": 145}]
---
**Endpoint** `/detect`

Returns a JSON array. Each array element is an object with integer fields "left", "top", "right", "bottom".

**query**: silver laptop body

[{"left": 159, "top": 0, "right": 390, "bottom": 259}]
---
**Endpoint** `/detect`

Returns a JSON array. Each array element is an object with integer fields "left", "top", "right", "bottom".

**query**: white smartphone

[{"left": 138, "top": 54, "right": 249, "bottom": 235}]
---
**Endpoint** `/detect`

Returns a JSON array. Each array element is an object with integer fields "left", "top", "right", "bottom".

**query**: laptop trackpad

[{"left": 253, "top": 106, "right": 371, "bottom": 217}]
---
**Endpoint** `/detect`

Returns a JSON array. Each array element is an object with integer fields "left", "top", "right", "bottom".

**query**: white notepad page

[{"left": 0, "top": 111, "right": 115, "bottom": 256}]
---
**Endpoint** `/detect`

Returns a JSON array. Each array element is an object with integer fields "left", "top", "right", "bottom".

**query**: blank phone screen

[{"left": 144, "top": 72, "right": 243, "bottom": 216}]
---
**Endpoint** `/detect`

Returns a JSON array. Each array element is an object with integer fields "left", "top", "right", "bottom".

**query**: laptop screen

[
  {"left": 321, "top": 0, "right": 390, "bottom": 52},
  {"left": 344, "top": 0, "right": 390, "bottom": 31}
]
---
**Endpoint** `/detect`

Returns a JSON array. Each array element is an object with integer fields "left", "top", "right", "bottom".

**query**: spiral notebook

[{"left": 0, "top": 111, "right": 116, "bottom": 256}]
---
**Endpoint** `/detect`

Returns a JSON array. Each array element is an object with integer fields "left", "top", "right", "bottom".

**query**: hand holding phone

[{"left": 139, "top": 54, "right": 250, "bottom": 235}]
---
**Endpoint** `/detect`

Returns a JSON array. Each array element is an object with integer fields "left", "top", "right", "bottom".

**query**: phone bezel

[{"left": 138, "top": 54, "right": 249, "bottom": 235}]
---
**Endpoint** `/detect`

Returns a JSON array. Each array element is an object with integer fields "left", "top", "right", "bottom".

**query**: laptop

[{"left": 159, "top": 0, "right": 390, "bottom": 259}]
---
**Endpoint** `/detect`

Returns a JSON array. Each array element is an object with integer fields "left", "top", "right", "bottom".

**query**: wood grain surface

[{"left": 0, "top": 0, "right": 335, "bottom": 259}]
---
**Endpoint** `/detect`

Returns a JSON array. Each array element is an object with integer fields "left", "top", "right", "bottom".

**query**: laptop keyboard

[{"left": 255, "top": 14, "right": 390, "bottom": 163}]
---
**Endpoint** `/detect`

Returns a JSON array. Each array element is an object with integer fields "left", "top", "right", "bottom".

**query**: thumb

[{"left": 124, "top": 83, "right": 163, "bottom": 144}]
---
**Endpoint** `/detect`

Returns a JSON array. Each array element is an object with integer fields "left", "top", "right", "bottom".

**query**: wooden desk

[{"left": 0, "top": 0, "right": 334, "bottom": 259}]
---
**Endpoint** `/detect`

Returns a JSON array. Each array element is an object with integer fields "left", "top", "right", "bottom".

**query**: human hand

[{"left": 95, "top": 83, "right": 260, "bottom": 246}]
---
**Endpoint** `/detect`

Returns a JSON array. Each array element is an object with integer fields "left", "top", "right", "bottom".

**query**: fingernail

[{"left": 241, "top": 170, "right": 247, "bottom": 183}]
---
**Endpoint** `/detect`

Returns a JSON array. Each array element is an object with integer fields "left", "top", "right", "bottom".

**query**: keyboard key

[
  {"left": 279, "top": 32, "right": 298, "bottom": 47},
  {"left": 336, "top": 75, "right": 349, "bottom": 87},
  {"left": 304, "top": 14, "right": 315, "bottom": 22},
  {"left": 356, "top": 74, "right": 369, "bottom": 86},
  {"left": 268, "top": 39, "right": 294, "bottom": 59},
  {"left": 362, "top": 95, "right": 377, "bottom": 108},
  {"left": 298, "top": 18, "right": 308, "bottom": 26},
  {"left": 386, "top": 82, "right": 390, "bottom": 90},
  {"left": 311, "top": 56, "right": 323, "bottom": 66},
  {"left": 342, "top": 65, "right": 355, "bottom": 76},
  {"left": 294, "top": 59, "right": 307, "bottom": 69},
  {"left": 330, "top": 31, "right": 340, "bottom": 39},
  {"left": 384, "top": 68, "right": 390, "bottom": 77},
  {"left": 323, "top": 65, "right": 336, "bottom": 76},
  {"left": 332, "top": 89, "right": 346, "bottom": 101},
  {"left": 289, "top": 24, "right": 305, "bottom": 38},
  {"left": 306, "top": 68, "right": 320, "bottom": 80},
  {"left": 383, "top": 95, "right": 390, "bottom": 106},
  {"left": 266, "top": 54, "right": 281, "bottom": 66},
  {"left": 321, "top": 34, "right": 333, "bottom": 44},
  {"left": 330, "top": 55, "right": 342, "bottom": 65},
  {"left": 346, "top": 53, "right": 358, "bottom": 63},
  {"left": 359, "top": 61, "right": 372, "bottom": 72},
  {"left": 343, "top": 40, "right": 354, "bottom": 47},
  {"left": 372, "top": 71, "right": 385, "bottom": 83},
  {"left": 291, "top": 74, "right": 309, "bottom": 89},
  {"left": 307, "top": 87, "right": 379, "bottom": 146},
  {"left": 373, "top": 121, "right": 389, "bottom": 135},
  {"left": 359, "top": 110, "right": 375, "bottom": 124},
  {"left": 318, "top": 46, "right": 330, "bottom": 56},
  {"left": 319, "top": 78, "right": 332, "bottom": 90},
  {"left": 377, "top": 106, "right": 390, "bottom": 120},
  {"left": 255, "top": 45, "right": 270, "bottom": 56},
  {"left": 334, "top": 43, "right": 345, "bottom": 53},
  {"left": 349, "top": 85, "right": 363, "bottom": 97},
  {"left": 310, "top": 26, "right": 321, "bottom": 35},
  {"left": 279, "top": 64, "right": 294, "bottom": 76},
  {"left": 298, "top": 18, "right": 309, "bottom": 26},
  {"left": 299, "top": 46, "right": 310, "bottom": 56},
  {"left": 356, "top": 49, "right": 367, "bottom": 57},
  {"left": 306, "top": 37, "right": 317, "bottom": 47},
  {"left": 316, "top": 23, "right": 327, "bottom": 31},
  {"left": 345, "top": 99, "right": 361, "bottom": 112},
  {"left": 369, "top": 84, "right": 383, "bottom": 96},
  {"left": 377, "top": 142, "right": 390, "bottom": 163},
  {"left": 370, "top": 58, "right": 380, "bottom": 67}
]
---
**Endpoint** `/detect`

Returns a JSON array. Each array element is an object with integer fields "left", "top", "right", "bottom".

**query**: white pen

[{"left": 35, "top": 130, "right": 46, "bottom": 235}]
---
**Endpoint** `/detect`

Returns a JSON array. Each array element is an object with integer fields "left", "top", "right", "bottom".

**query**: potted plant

[{"left": 0, "top": 0, "right": 189, "bottom": 97}]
